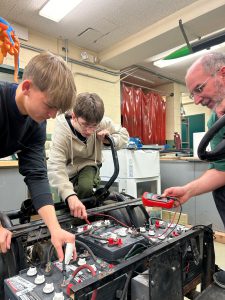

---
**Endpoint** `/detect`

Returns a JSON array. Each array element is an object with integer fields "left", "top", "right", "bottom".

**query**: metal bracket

[{"left": 179, "top": 19, "right": 193, "bottom": 53}]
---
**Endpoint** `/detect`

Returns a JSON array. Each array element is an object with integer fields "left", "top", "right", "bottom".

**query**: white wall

[
  {"left": 2, "top": 28, "right": 212, "bottom": 139},
  {"left": 2, "top": 29, "right": 121, "bottom": 134}
]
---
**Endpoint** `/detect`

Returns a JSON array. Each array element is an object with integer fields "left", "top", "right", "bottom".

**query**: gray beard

[{"left": 214, "top": 80, "right": 225, "bottom": 104}]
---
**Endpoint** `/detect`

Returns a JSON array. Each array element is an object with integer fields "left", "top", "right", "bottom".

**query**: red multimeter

[{"left": 142, "top": 192, "right": 175, "bottom": 209}]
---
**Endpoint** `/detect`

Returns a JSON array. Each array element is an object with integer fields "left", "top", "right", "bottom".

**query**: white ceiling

[{"left": 1, "top": 0, "right": 225, "bottom": 89}]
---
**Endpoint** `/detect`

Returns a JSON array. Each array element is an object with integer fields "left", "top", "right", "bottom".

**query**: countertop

[
  {"left": 0, "top": 157, "right": 204, "bottom": 167},
  {"left": 160, "top": 156, "right": 203, "bottom": 162},
  {"left": 0, "top": 160, "right": 18, "bottom": 167}
]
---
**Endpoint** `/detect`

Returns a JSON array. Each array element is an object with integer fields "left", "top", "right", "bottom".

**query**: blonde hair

[{"left": 23, "top": 52, "right": 76, "bottom": 113}]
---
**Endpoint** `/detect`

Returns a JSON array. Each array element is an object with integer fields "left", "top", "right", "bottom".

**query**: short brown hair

[
  {"left": 73, "top": 92, "right": 104, "bottom": 124},
  {"left": 23, "top": 52, "right": 76, "bottom": 113}
]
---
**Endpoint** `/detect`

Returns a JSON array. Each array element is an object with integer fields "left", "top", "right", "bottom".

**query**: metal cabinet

[
  {"left": 0, "top": 164, "right": 27, "bottom": 212},
  {"left": 160, "top": 159, "right": 224, "bottom": 231}
]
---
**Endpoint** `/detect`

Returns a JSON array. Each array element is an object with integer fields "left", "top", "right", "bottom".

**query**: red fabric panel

[
  {"left": 141, "top": 92, "right": 154, "bottom": 144},
  {"left": 122, "top": 83, "right": 166, "bottom": 145},
  {"left": 122, "top": 84, "right": 142, "bottom": 138}
]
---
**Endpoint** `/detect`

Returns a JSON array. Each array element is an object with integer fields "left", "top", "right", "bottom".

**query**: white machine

[{"left": 100, "top": 149, "right": 161, "bottom": 198}]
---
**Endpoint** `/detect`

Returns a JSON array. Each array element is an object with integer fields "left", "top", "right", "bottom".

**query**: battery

[{"left": 131, "top": 270, "right": 149, "bottom": 300}]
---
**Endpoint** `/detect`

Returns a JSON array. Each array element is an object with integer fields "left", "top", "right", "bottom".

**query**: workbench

[
  {"left": 160, "top": 157, "right": 224, "bottom": 232},
  {"left": 0, "top": 160, "right": 27, "bottom": 211}
]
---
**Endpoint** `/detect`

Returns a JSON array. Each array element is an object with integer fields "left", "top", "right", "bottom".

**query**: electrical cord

[
  {"left": 89, "top": 224, "right": 111, "bottom": 234},
  {"left": 75, "top": 240, "right": 98, "bottom": 263},
  {"left": 119, "top": 271, "right": 133, "bottom": 300},
  {"left": 75, "top": 227, "right": 93, "bottom": 237},
  {"left": 125, "top": 247, "right": 146, "bottom": 259},
  {"left": 138, "top": 232, "right": 154, "bottom": 244},
  {"left": 87, "top": 233, "right": 108, "bottom": 241},
  {"left": 71, "top": 264, "right": 97, "bottom": 300},
  {"left": 85, "top": 224, "right": 112, "bottom": 242},
  {"left": 88, "top": 212, "right": 130, "bottom": 228},
  {"left": 155, "top": 204, "right": 182, "bottom": 239},
  {"left": 142, "top": 199, "right": 183, "bottom": 247},
  {"left": 124, "top": 243, "right": 147, "bottom": 260},
  {"left": 47, "top": 244, "right": 55, "bottom": 263},
  {"left": 149, "top": 217, "right": 163, "bottom": 225},
  {"left": 190, "top": 224, "right": 214, "bottom": 234}
]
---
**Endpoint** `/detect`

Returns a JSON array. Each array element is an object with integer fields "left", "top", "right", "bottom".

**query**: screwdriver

[{"left": 62, "top": 245, "right": 66, "bottom": 286}]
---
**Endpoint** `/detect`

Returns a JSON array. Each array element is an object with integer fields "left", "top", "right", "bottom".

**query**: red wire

[
  {"left": 84, "top": 217, "right": 91, "bottom": 225},
  {"left": 72, "top": 264, "right": 97, "bottom": 300},
  {"left": 153, "top": 205, "right": 179, "bottom": 238},
  {"left": 88, "top": 212, "right": 130, "bottom": 228},
  {"left": 185, "top": 262, "right": 190, "bottom": 273}
]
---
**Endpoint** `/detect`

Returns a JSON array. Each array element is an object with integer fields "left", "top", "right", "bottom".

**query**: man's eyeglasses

[
  {"left": 189, "top": 76, "right": 211, "bottom": 100},
  {"left": 76, "top": 118, "right": 99, "bottom": 130}
]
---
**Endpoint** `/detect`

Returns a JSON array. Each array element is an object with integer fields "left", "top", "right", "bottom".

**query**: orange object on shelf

[{"left": 0, "top": 17, "right": 20, "bottom": 82}]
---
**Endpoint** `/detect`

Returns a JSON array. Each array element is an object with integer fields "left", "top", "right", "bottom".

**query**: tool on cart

[{"left": 142, "top": 192, "right": 175, "bottom": 209}]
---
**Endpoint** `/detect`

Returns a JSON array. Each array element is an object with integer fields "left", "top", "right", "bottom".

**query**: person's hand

[
  {"left": 97, "top": 129, "right": 110, "bottom": 143},
  {"left": 50, "top": 228, "right": 76, "bottom": 262},
  {"left": 67, "top": 195, "right": 87, "bottom": 219},
  {"left": 161, "top": 186, "right": 190, "bottom": 207},
  {"left": 0, "top": 226, "right": 12, "bottom": 253}
]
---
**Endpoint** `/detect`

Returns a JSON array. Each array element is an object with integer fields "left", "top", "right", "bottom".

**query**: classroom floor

[
  {"left": 184, "top": 241, "right": 225, "bottom": 300},
  {"left": 214, "top": 241, "right": 225, "bottom": 269}
]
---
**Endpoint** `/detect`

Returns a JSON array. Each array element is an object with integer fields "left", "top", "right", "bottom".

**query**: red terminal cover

[{"left": 142, "top": 192, "right": 174, "bottom": 209}]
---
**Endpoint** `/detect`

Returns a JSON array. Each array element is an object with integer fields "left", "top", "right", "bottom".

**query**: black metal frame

[
  {"left": 69, "top": 225, "right": 214, "bottom": 299},
  {"left": 0, "top": 200, "right": 215, "bottom": 300},
  {"left": 0, "top": 133, "right": 216, "bottom": 299}
]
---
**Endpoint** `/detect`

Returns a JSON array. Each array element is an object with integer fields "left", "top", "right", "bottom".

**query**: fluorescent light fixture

[
  {"left": 146, "top": 46, "right": 183, "bottom": 63},
  {"left": 39, "top": 0, "right": 83, "bottom": 22},
  {"left": 151, "top": 28, "right": 225, "bottom": 68},
  {"left": 153, "top": 42, "right": 225, "bottom": 68},
  {"left": 153, "top": 50, "right": 207, "bottom": 68}
]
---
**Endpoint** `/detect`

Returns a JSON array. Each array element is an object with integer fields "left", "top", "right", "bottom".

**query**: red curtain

[{"left": 122, "top": 83, "right": 166, "bottom": 145}]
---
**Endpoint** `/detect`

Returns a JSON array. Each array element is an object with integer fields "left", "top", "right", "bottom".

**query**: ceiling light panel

[{"left": 39, "top": 0, "right": 83, "bottom": 22}]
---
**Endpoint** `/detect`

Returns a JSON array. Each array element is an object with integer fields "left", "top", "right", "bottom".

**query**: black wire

[
  {"left": 75, "top": 240, "right": 98, "bottom": 262},
  {"left": 119, "top": 271, "right": 133, "bottom": 300},
  {"left": 124, "top": 246, "right": 147, "bottom": 260},
  {"left": 139, "top": 232, "right": 154, "bottom": 244},
  {"left": 160, "top": 198, "right": 182, "bottom": 240},
  {"left": 149, "top": 217, "right": 163, "bottom": 225},
  {"left": 89, "top": 224, "right": 111, "bottom": 234},
  {"left": 149, "top": 199, "right": 183, "bottom": 247},
  {"left": 47, "top": 244, "right": 55, "bottom": 262},
  {"left": 87, "top": 233, "right": 108, "bottom": 241},
  {"left": 124, "top": 243, "right": 147, "bottom": 260},
  {"left": 190, "top": 224, "right": 214, "bottom": 234}
]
